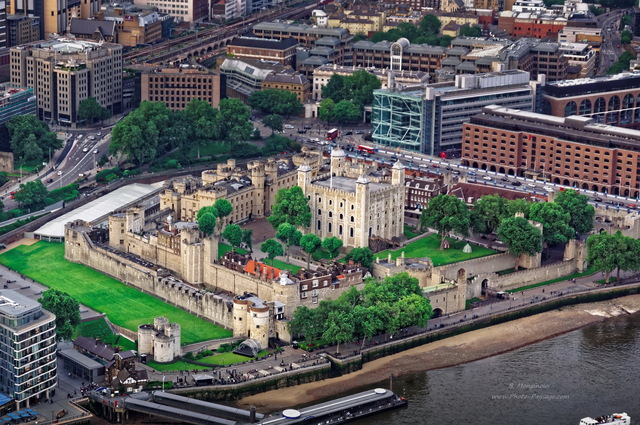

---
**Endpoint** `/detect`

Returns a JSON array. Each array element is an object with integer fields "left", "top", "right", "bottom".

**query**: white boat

[{"left": 580, "top": 413, "right": 631, "bottom": 425}]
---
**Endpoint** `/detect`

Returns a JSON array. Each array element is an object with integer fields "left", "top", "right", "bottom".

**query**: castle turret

[
  {"left": 392, "top": 160, "right": 405, "bottom": 186},
  {"left": 330, "top": 147, "right": 346, "bottom": 177},
  {"left": 355, "top": 174, "right": 371, "bottom": 248},
  {"left": 297, "top": 162, "right": 312, "bottom": 192}
]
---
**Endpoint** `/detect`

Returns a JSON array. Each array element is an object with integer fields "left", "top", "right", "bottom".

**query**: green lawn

[
  {"left": 0, "top": 242, "right": 231, "bottom": 344},
  {"left": 218, "top": 243, "right": 248, "bottom": 259},
  {"left": 74, "top": 318, "right": 137, "bottom": 351},
  {"left": 403, "top": 224, "right": 424, "bottom": 240},
  {"left": 376, "top": 233, "right": 496, "bottom": 266},
  {"left": 147, "top": 351, "right": 267, "bottom": 371}
]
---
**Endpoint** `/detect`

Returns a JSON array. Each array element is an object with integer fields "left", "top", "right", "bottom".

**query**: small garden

[
  {"left": 376, "top": 233, "right": 496, "bottom": 266},
  {"left": 73, "top": 318, "right": 137, "bottom": 352},
  {"left": 146, "top": 341, "right": 270, "bottom": 371}
]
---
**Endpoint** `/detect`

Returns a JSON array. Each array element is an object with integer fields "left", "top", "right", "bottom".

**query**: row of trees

[
  {"left": 369, "top": 15, "right": 453, "bottom": 47},
  {"left": 420, "top": 191, "right": 595, "bottom": 266},
  {"left": 110, "top": 98, "right": 253, "bottom": 164},
  {"left": 587, "top": 231, "right": 640, "bottom": 283},
  {"left": 249, "top": 89, "right": 303, "bottom": 117},
  {"left": 289, "top": 273, "right": 432, "bottom": 353},
  {"left": 6, "top": 115, "right": 61, "bottom": 163},
  {"left": 318, "top": 70, "right": 382, "bottom": 123}
]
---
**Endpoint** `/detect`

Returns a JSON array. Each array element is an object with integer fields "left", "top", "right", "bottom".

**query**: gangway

[
  {"left": 151, "top": 391, "right": 264, "bottom": 422},
  {"left": 124, "top": 398, "right": 238, "bottom": 425}
]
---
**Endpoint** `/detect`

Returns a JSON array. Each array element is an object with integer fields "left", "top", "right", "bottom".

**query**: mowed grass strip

[
  {"left": 377, "top": 233, "right": 496, "bottom": 266},
  {"left": 0, "top": 241, "right": 231, "bottom": 344}
]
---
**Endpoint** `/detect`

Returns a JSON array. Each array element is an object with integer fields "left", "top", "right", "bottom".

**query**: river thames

[{"left": 351, "top": 311, "right": 640, "bottom": 425}]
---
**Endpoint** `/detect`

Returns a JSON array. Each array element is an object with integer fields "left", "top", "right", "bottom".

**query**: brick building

[
  {"left": 542, "top": 72, "right": 640, "bottom": 129},
  {"left": 261, "top": 72, "right": 310, "bottom": 103},
  {"left": 140, "top": 65, "right": 220, "bottom": 110},
  {"left": 227, "top": 36, "right": 299, "bottom": 68},
  {"left": 461, "top": 105, "right": 640, "bottom": 197}
]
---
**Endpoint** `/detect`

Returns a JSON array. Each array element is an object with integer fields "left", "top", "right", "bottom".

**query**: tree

[
  {"left": 14, "top": 180, "right": 48, "bottom": 210},
  {"left": 276, "top": 223, "right": 302, "bottom": 262},
  {"left": 6, "top": 114, "right": 61, "bottom": 162},
  {"left": 471, "top": 195, "right": 508, "bottom": 248},
  {"left": 321, "top": 75, "right": 346, "bottom": 103},
  {"left": 507, "top": 198, "right": 532, "bottom": 219},
  {"left": 497, "top": 216, "right": 543, "bottom": 269},
  {"left": 459, "top": 25, "right": 482, "bottom": 37},
  {"left": 183, "top": 98, "right": 220, "bottom": 158},
  {"left": 322, "top": 310, "right": 355, "bottom": 354},
  {"left": 363, "top": 272, "right": 423, "bottom": 305},
  {"left": 78, "top": 97, "right": 110, "bottom": 123},
  {"left": 318, "top": 98, "right": 336, "bottom": 123},
  {"left": 39, "top": 289, "right": 80, "bottom": 341},
  {"left": 621, "top": 29, "right": 633, "bottom": 44},
  {"left": 268, "top": 186, "right": 311, "bottom": 229},
  {"left": 419, "top": 14, "right": 441, "bottom": 34},
  {"left": 260, "top": 238, "right": 283, "bottom": 265},
  {"left": 249, "top": 89, "right": 303, "bottom": 116},
  {"left": 262, "top": 114, "right": 283, "bottom": 135},
  {"left": 420, "top": 194, "right": 470, "bottom": 250},
  {"left": 218, "top": 98, "right": 253, "bottom": 144},
  {"left": 289, "top": 306, "right": 322, "bottom": 340},
  {"left": 388, "top": 293, "right": 432, "bottom": 333},
  {"left": 587, "top": 231, "right": 640, "bottom": 283},
  {"left": 345, "top": 247, "right": 374, "bottom": 269},
  {"left": 332, "top": 100, "right": 361, "bottom": 123},
  {"left": 222, "top": 224, "right": 243, "bottom": 252},
  {"left": 353, "top": 305, "right": 383, "bottom": 348},
  {"left": 554, "top": 190, "right": 594, "bottom": 237},
  {"left": 529, "top": 202, "right": 574, "bottom": 249},
  {"left": 110, "top": 101, "right": 171, "bottom": 164},
  {"left": 214, "top": 199, "right": 233, "bottom": 234},
  {"left": 322, "top": 236, "right": 343, "bottom": 260},
  {"left": 300, "top": 233, "right": 321, "bottom": 269},
  {"left": 242, "top": 229, "right": 253, "bottom": 252},
  {"left": 198, "top": 212, "right": 217, "bottom": 236},
  {"left": 197, "top": 206, "right": 219, "bottom": 222}
]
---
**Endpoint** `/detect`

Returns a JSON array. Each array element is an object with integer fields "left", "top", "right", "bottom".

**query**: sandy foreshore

[{"left": 239, "top": 294, "right": 640, "bottom": 411}]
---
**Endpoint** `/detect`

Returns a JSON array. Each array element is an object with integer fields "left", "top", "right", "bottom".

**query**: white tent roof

[{"left": 34, "top": 182, "right": 163, "bottom": 239}]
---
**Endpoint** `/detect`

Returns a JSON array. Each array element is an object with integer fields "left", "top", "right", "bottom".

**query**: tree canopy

[
  {"left": 529, "top": 202, "right": 574, "bottom": 248},
  {"left": 14, "top": 180, "right": 48, "bottom": 211},
  {"left": 268, "top": 186, "right": 311, "bottom": 229},
  {"left": 249, "top": 89, "right": 303, "bottom": 116},
  {"left": 345, "top": 247, "right": 374, "bottom": 269},
  {"left": 321, "top": 236, "right": 343, "bottom": 260},
  {"left": 420, "top": 194, "right": 470, "bottom": 249},
  {"left": 321, "top": 70, "right": 381, "bottom": 113},
  {"left": 289, "top": 272, "right": 432, "bottom": 352},
  {"left": 587, "top": 231, "right": 640, "bottom": 283},
  {"left": 222, "top": 224, "right": 243, "bottom": 252},
  {"left": 276, "top": 222, "right": 302, "bottom": 262},
  {"left": 39, "top": 289, "right": 81, "bottom": 341},
  {"left": 78, "top": 97, "right": 110, "bottom": 123},
  {"left": 110, "top": 101, "right": 169, "bottom": 164},
  {"left": 471, "top": 195, "right": 508, "bottom": 248},
  {"left": 300, "top": 233, "right": 321, "bottom": 269},
  {"left": 554, "top": 190, "right": 594, "bottom": 237},
  {"left": 369, "top": 15, "right": 451, "bottom": 47},
  {"left": 260, "top": 239, "right": 283, "bottom": 265},
  {"left": 497, "top": 216, "right": 543, "bottom": 268},
  {"left": 6, "top": 114, "right": 61, "bottom": 162},
  {"left": 262, "top": 114, "right": 283, "bottom": 135}
]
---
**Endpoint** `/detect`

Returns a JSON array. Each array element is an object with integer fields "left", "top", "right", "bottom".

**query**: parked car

[
  {"left": 94, "top": 149, "right": 99, "bottom": 154},
  {"left": 297, "top": 129, "right": 307, "bottom": 134},
  {"left": 344, "top": 131, "right": 353, "bottom": 135},
  {"left": 355, "top": 130, "right": 364, "bottom": 134},
  {"left": 57, "top": 171, "right": 63, "bottom": 176},
  {"left": 82, "top": 147, "right": 89, "bottom": 152},
  {"left": 483, "top": 175, "right": 492, "bottom": 181},
  {"left": 284, "top": 124, "right": 295, "bottom": 129},
  {"left": 303, "top": 124, "right": 312, "bottom": 129},
  {"left": 594, "top": 197, "right": 603, "bottom": 202},
  {"left": 501, "top": 176, "right": 509, "bottom": 182},
  {"left": 512, "top": 181, "right": 522, "bottom": 186}
]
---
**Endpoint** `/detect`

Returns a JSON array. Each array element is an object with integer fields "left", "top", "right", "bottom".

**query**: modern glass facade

[{"left": 0, "top": 84, "right": 36, "bottom": 125}]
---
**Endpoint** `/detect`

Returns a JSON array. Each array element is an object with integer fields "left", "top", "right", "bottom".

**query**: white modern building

[{"left": 0, "top": 291, "right": 57, "bottom": 408}]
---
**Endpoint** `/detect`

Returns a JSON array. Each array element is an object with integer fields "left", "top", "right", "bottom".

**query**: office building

[
  {"left": 6, "top": 15, "right": 39, "bottom": 47},
  {"left": 0, "top": 83, "right": 36, "bottom": 125},
  {"left": 372, "top": 70, "right": 543, "bottom": 156},
  {"left": 352, "top": 38, "right": 446, "bottom": 78},
  {"left": 141, "top": 65, "right": 220, "bottom": 110},
  {"left": 9, "top": 0, "right": 99, "bottom": 39},
  {"left": 0, "top": 3, "right": 7, "bottom": 48},
  {"left": 227, "top": 36, "right": 299, "bottom": 68},
  {"left": 261, "top": 72, "right": 309, "bottom": 103},
  {"left": 133, "top": 0, "right": 207, "bottom": 23},
  {"left": 542, "top": 72, "right": 640, "bottom": 128},
  {"left": 219, "top": 57, "right": 289, "bottom": 103},
  {"left": 10, "top": 37, "right": 122, "bottom": 126},
  {"left": 461, "top": 105, "right": 640, "bottom": 196},
  {"left": 0, "top": 290, "right": 57, "bottom": 409}
]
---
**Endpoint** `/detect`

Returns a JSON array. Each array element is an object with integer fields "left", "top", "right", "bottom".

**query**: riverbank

[{"left": 239, "top": 294, "right": 640, "bottom": 412}]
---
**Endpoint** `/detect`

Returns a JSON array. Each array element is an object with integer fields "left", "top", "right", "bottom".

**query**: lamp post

[{"left": 162, "top": 375, "right": 166, "bottom": 392}]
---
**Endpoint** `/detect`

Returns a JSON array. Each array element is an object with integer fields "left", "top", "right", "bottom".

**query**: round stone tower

[
  {"left": 137, "top": 324, "right": 154, "bottom": 355},
  {"left": 232, "top": 296, "right": 249, "bottom": 338},
  {"left": 154, "top": 316, "right": 169, "bottom": 333},
  {"left": 248, "top": 304, "right": 270, "bottom": 349}
]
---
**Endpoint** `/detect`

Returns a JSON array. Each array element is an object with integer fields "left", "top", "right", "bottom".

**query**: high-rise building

[
  {"left": 6, "top": 15, "right": 39, "bottom": 47},
  {"left": 10, "top": 37, "right": 122, "bottom": 126},
  {"left": 141, "top": 64, "right": 220, "bottom": 110},
  {"left": 372, "top": 70, "right": 543, "bottom": 156},
  {"left": 0, "top": 290, "right": 57, "bottom": 409},
  {"left": 0, "top": 1, "right": 7, "bottom": 48},
  {"left": 133, "top": 0, "right": 208, "bottom": 23},
  {"left": 9, "top": 0, "right": 99, "bottom": 39}
]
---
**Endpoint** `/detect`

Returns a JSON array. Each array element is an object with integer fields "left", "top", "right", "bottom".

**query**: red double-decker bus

[
  {"left": 327, "top": 128, "right": 339, "bottom": 140},
  {"left": 357, "top": 145, "right": 376, "bottom": 154}
]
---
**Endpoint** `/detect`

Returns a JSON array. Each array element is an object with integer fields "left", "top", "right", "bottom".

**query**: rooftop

[
  {"left": 312, "top": 176, "right": 389, "bottom": 193},
  {"left": 19, "top": 37, "right": 108, "bottom": 53},
  {"left": 0, "top": 290, "right": 40, "bottom": 317}
]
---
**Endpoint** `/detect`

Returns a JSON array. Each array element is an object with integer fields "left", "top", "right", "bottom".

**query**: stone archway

[
  {"left": 457, "top": 268, "right": 467, "bottom": 284},
  {"left": 432, "top": 308, "right": 443, "bottom": 318},
  {"left": 481, "top": 278, "right": 489, "bottom": 296}
]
